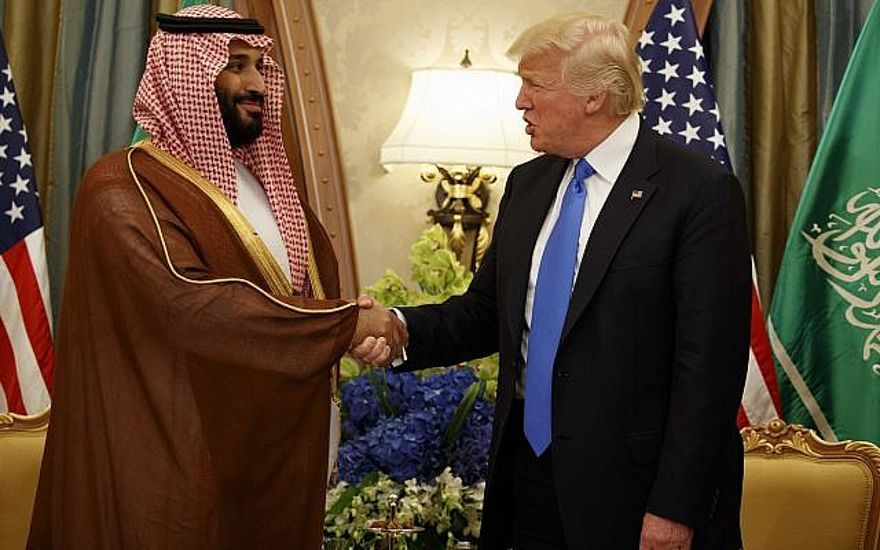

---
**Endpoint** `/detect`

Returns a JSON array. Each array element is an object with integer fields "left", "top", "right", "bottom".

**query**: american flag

[
  {"left": 0, "top": 32, "right": 53, "bottom": 415},
  {"left": 637, "top": 0, "right": 781, "bottom": 426}
]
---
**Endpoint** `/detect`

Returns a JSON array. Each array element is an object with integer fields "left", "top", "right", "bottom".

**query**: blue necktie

[{"left": 524, "top": 158, "right": 594, "bottom": 456}]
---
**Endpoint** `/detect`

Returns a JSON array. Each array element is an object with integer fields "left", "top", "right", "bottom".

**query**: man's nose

[
  {"left": 515, "top": 85, "right": 531, "bottom": 110},
  {"left": 244, "top": 66, "right": 266, "bottom": 96}
]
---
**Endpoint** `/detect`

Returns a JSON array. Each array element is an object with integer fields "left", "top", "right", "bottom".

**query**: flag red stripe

[
  {"left": 3, "top": 240, "right": 54, "bottom": 395},
  {"left": 0, "top": 318, "right": 26, "bottom": 413},
  {"left": 749, "top": 284, "right": 781, "bottom": 415},
  {"left": 736, "top": 405, "right": 748, "bottom": 428}
]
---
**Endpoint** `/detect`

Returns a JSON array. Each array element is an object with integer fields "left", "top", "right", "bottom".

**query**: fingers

[
  {"left": 348, "top": 297, "right": 408, "bottom": 365},
  {"left": 349, "top": 336, "right": 391, "bottom": 365},
  {"left": 387, "top": 317, "right": 408, "bottom": 360},
  {"left": 362, "top": 337, "right": 390, "bottom": 364},
  {"left": 639, "top": 513, "right": 692, "bottom": 550},
  {"left": 391, "top": 314, "right": 408, "bottom": 348}
]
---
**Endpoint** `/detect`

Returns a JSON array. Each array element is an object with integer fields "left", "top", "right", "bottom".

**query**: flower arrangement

[
  {"left": 325, "top": 226, "right": 498, "bottom": 548},
  {"left": 337, "top": 368, "right": 494, "bottom": 486},
  {"left": 324, "top": 469, "right": 485, "bottom": 548}
]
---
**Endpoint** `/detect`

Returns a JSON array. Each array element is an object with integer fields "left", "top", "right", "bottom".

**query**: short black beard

[{"left": 216, "top": 87, "right": 264, "bottom": 148}]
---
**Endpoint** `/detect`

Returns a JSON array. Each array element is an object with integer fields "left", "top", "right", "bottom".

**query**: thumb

[{"left": 356, "top": 295, "right": 375, "bottom": 309}]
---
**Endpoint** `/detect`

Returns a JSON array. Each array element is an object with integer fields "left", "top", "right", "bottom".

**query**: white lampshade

[{"left": 380, "top": 68, "right": 535, "bottom": 168}]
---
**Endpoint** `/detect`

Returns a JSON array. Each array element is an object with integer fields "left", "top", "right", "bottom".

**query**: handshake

[{"left": 348, "top": 296, "right": 409, "bottom": 365}]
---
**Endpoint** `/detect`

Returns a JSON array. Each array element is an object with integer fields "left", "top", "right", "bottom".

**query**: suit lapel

[
  {"left": 561, "top": 125, "right": 660, "bottom": 342},
  {"left": 504, "top": 156, "right": 569, "bottom": 346}
]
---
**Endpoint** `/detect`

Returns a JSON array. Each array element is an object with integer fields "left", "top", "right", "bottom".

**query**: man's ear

[{"left": 584, "top": 89, "right": 608, "bottom": 115}]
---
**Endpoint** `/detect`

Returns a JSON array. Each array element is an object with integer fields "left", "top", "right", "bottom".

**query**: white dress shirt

[
  {"left": 394, "top": 113, "right": 641, "bottom": 374},
  {"left": 517, "top": 112, "right": 641, "bottom": 396},
  {"left": 234, "top": 160, "right": 292, "bottom": 283}
]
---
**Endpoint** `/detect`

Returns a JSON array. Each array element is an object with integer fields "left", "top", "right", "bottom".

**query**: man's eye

[{"left": 225, "top": 62, "right": 242, "bottom": 72}]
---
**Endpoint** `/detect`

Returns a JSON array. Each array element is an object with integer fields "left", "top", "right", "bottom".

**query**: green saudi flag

[{"left": 769, "top": 1, "right": 880, "bottom": 444}]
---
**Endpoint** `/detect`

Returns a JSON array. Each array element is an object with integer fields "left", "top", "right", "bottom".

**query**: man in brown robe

[{"left": 28, "top": 6, "right": 404, "bottom": 549}]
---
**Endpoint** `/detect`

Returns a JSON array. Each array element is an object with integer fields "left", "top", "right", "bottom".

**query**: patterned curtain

[{"left": 815, "top": 0, "right": 875, "bottom": 134}]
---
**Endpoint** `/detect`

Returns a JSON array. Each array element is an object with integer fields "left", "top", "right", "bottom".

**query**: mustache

[{"left": 235, "top": 91, "right": 265, "bottom": 105}]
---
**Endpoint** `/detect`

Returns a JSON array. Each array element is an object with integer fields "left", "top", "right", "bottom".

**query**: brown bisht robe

[{"left": 28, "top": 144, "right": 358, "bottom": 549}]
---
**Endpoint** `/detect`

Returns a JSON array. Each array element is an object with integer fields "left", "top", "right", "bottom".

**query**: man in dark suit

[{"left": 354, "top": 12, "right": 750, "bottom": 550}]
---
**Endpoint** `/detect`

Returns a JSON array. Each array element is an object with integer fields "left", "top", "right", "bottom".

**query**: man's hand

[
  {"left": 349, "top": 295, "right": 408, "bottom": 365},
  {"left": 639, "top": 513, "right": 692, "bottom": 550}
]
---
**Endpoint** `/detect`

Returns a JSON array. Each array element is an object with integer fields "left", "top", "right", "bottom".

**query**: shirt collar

[{"left": 581, "top": 110, "right": 640, "bottom": 184}]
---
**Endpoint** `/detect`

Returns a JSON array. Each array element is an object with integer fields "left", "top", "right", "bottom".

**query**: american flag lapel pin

[{"left": 631, "top": 189, "right": 644, "bottom": 200}]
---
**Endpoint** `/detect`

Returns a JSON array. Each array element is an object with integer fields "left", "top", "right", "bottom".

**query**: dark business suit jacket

[{"left": 399, "top": 122, "right": 751, "bottom": 549}]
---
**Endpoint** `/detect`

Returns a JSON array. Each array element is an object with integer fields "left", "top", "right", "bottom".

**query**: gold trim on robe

[{"left": 126, "top": 143, "right": 355, "bottom": 316}]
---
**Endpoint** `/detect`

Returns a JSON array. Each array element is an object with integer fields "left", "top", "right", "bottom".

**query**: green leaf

[
  {"left": 363, "top": 269, "right": 413, "bottom": 306},
  {"left": 441, "top": 379, "right": 485, "bottom": 452},
  {"left": 339, "top": 357, "right": 361, "bottom": 381},
  {"left": 367, "top": 369, "right": 397, "bottom": 417}
]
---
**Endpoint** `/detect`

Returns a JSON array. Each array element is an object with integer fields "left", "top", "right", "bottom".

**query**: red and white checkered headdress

[{"left": 133, "top": 4, "right": 310, "bottom": 294}]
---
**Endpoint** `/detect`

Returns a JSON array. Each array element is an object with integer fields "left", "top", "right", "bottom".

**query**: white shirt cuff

[{"left": 390, "top": 308, "right": 408, "bottom": 367}]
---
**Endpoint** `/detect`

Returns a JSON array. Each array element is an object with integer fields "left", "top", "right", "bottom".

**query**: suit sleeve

[
  {"left": 396, "top": 166, "right": 522, "bottom": 369},
  {"left": 646, "top": 171, "right": 751, "bottom": 526}
]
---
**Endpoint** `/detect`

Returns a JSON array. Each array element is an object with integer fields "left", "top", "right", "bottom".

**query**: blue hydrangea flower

[
  {"left": 336, "top": 434, "right": 376, "bottom": 483},
  {"left": 340, "top": 375, "right": 382, "bottom": 438},
  {"left": 450, "top": 399, "right": 495, "bottom": 484},
  {"left": 337, "top": 367, "right": 494, "bottom": 485}
]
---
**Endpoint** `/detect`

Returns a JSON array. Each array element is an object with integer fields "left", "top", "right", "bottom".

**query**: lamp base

[{"left": 421, "top": 165, "right": 494, "bottom": 271}]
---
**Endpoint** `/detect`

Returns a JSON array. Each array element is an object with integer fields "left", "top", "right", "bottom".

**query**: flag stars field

[
  {"left": 678, "top": 121, "right": 701, "bottom": 144},
  {"left": 0, "top": 43, "right": 53, "bottom": 415},
  {"left": 656, "top": 89, "right": 677, "bottom": 111},
  {"left": 687, "top": 66, "right": 706, "bottom": 88},
  {"left": 707, "top": 128, "right": 726, "bottom": 150},
  {"left": 4, "top": 200, "right": 23, "bottom": 223},
  {"left": 0, "top": 113, "right": 11, "bottom": 134},
  {"left": 683, "top": 93, "right": 704, "bottom": 116},
  {"left": 638, "top": 2, "right": 729, "bottom": 165},
  {"left": 10, "top": 174, "right": 29, "bottom": 195},
  {"left": 658, "top": 60, "right": 679, "bottom": 82},
  {"left": 14, "top": 148, "right": 31, "bottom": 169},
  {"left": 660, "top": 33, "right": 683, "bottom": 54},
  {"left": 0, "top": 87, "right": 14, "bottom": 107},
  {"left": 653, "top": 117, "right": 673, "bottom": 135},
  {"left": 664, "top": 4, "right": 686, "bottom": 26},
  {"left": 638, "top": 0, "right": 782, "bottom": 426}
]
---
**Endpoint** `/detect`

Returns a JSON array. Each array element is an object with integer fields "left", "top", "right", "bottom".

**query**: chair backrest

[
  {"left": 0, "top": 409, "right": 49, "bottom": 550},
  {"left": 741, "top": 419, "right": 880, "bottom": 550}
]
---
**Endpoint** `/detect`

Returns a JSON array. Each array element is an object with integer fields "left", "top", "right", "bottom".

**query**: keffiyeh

[{"left": 133, "top": 5, "right": 310, "bottom": 294}]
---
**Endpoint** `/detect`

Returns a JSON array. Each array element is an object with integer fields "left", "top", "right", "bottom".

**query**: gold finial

[{"left": 460, "top": 49, "right": 472, "bottom": 68}]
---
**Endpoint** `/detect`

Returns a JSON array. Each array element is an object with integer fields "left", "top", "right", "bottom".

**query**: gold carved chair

[
  {"left": 741, "top": 419, "right": 880, "bottom": 549},
  {"left": 0, "top": 408, "right": 49, "bottom": 550}
]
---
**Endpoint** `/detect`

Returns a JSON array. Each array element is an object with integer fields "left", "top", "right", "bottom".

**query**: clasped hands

[{"left": 348, "top": 296, "right": 408, "bottom": 366}]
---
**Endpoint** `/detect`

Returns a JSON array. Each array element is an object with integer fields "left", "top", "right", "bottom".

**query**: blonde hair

[{"left": 508, "top": 12, "right": 644, "bottom": 114}]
